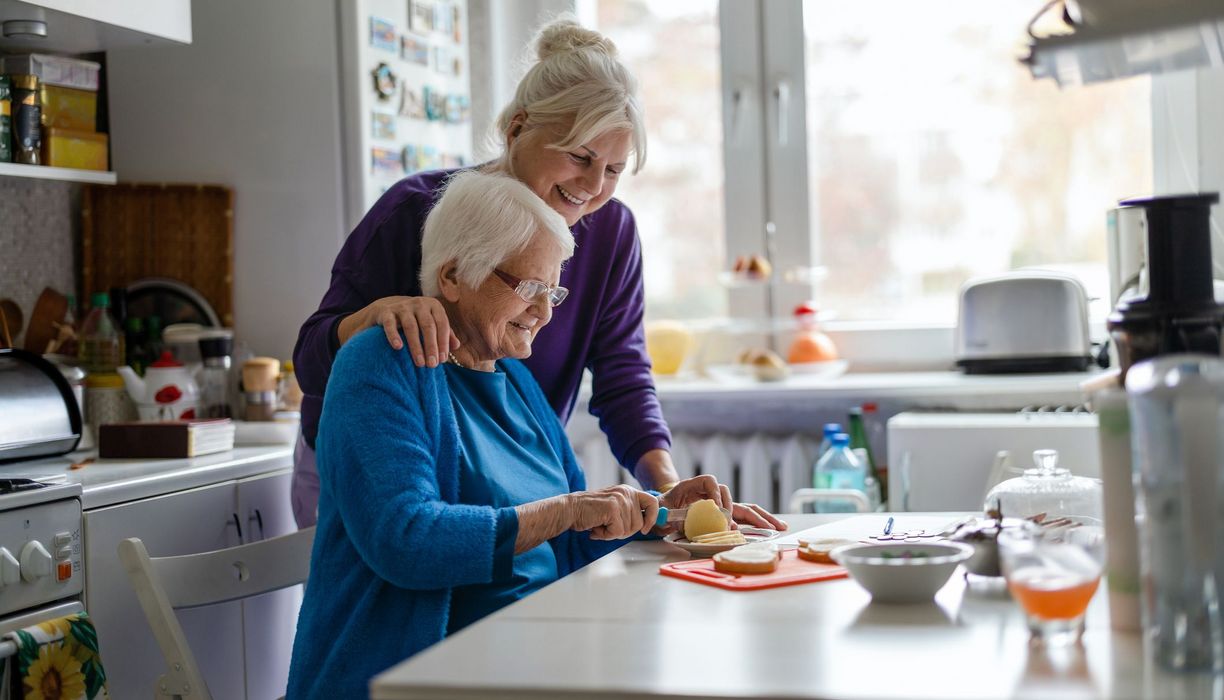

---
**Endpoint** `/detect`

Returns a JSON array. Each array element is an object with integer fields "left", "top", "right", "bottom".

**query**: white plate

[
  {"left": 787, "top": 359, "right": 849, "bottom": 378},
  {"left": 664, "top": 527, "right": 781, "bottom": 558},
  {"left": 704, "top": 360, "right": 847, "bottom": 384}
]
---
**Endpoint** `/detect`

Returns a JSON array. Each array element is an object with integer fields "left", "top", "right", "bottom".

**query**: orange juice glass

[{"left": 998, "top": 522, "right": 1105, "bottom": 646}]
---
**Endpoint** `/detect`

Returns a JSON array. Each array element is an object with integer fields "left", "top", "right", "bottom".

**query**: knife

[{"left": 652, "top": 505, "right": 733, "bottom": 528}]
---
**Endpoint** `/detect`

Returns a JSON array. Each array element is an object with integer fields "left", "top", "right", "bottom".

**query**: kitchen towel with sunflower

[{"left": 2, "top": 612, "right": 109, "bottom": 700}]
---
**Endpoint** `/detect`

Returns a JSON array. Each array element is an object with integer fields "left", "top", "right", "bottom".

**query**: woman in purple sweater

[{"left": 292, "top": 17, "right": 784, "bottom": 531}]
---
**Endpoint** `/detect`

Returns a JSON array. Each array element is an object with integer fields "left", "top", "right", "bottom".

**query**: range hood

[{"left": 1022, "top": 0, "right": 1224, "bottom": 87}]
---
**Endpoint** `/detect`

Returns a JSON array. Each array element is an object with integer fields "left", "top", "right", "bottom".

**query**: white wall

[{"left": 106, "top": 0, "right": 346, "bottom": 361}]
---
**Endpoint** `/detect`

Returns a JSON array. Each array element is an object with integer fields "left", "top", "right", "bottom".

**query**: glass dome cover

[{"left": 984, "top": 449, "right": 1103, "bottom": 521}]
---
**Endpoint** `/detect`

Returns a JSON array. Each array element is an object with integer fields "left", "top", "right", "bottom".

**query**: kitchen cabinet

[
  {"left": 84, "top": 468, "right": 299, "bottom": 700},
  {"left": 236, "top": 471, "right": 302, "bottom": 700},
  {"left": 0, "top": 0, "right": 191, "bottom": 54},
  {"left": 0, "top": 0, "right": 192, "bottom": 185}
]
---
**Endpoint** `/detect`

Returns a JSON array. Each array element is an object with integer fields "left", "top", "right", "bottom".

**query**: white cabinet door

[
  {"left": 84, "top": 481, "right": 245, "bottom": 700},
  {"left": 0, "top": 0, "right": 191, "bottom": 52},
  {"left": 236, "top": 469, "right": 301, "bottom": 700}
]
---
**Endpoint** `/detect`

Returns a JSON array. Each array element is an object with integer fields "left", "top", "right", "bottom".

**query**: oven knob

[
  {"left": 19, "top": 541, "right": 52, "bottom": 583},
  {"left": 0, "top": 548, "right": 18, "bottom": 586}
]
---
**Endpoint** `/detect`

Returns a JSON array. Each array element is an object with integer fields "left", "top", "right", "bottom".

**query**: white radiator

[{"left": 572, "top": 431, "right": 821, "bottom": 514}]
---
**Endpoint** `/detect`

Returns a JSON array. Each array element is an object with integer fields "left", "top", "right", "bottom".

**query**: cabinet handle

[
  {"left": 248, "top": 509, "right": 265, "bottom": 540},
  {"left": 230, "top": 512, "right": 243, "bottom": 540}
]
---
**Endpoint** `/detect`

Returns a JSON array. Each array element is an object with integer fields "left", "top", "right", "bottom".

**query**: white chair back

[{"left": 118, "top": 526, "right": 315, "bottom": 700}]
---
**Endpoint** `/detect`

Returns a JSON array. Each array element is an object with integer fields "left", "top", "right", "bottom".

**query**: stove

[{"left": 0, "top": 480, "right": 84, "bottom": 635}]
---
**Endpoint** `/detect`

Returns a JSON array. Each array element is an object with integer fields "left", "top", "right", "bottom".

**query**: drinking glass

[{"left": 998, "top": 521, "right": 1106, "bottom": 646}]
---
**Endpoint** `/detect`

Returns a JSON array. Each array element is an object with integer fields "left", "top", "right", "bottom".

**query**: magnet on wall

[
  {"left": 423, "top": 85, "right": 444, "bottom": 121},
  {"left": 401, "top": 144, "right": 418, "bottom": 173},
  {"left": 409, "top": 0, "right": 435, "bottom": 34},
  {"left": 399, "top": 88, "right": 426, "bottom": 119},
  {"left": 452, "top": 5, "right": 462, "bottom": 43},
  {"left": 371, "top": 146, "right": 402, "bottom": 177},
  {"left": 371, "top": 112, "right": 396, "bottom": 140},
  {"left": 401, "top": 35, "right": 430, "bottom": 67},
  {"left": 372, "top": 63, "right": 398, "bottom": 100},
  {"left": 369, "top": 17, "right": 397, "bottom": 52},
  {"left": 434, "top": 2, "right": 454, "bottom": 36}
]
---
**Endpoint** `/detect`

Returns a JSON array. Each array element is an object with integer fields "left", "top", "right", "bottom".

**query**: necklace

[{"left": 446, "top": 352, "right": 468, "bottom": 369}]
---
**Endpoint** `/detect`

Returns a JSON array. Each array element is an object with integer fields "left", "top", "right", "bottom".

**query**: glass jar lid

[{"left": 984, "top": 449, "right": 1103, "bottom": 521}]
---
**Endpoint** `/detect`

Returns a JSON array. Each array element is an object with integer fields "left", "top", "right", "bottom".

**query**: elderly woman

[
  {"left": 292, "top": 17, "right": 786, "bottom": 532},
  {"left": 286, "top": 171, "right": 728, "bottom": 699}
]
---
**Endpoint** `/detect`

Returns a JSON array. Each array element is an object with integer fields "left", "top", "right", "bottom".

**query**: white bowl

[{"left": 832, "top": 542, "right": 974, "bottom": 604}]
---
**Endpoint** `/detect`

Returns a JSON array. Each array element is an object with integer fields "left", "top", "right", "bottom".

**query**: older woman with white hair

[
  {"left": 293, "top": 16, "right": 787, "bottom": 533},
  {"left": 286, "top": 171, "right": 723, "bottom": 700}
]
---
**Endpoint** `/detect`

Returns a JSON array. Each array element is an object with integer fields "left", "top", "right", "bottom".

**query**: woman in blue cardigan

[{"left": 287, "top": 171, "right": 733, "bottom": 699}]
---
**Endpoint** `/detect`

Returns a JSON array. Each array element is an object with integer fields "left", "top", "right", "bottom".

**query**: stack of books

[{"left": 99, "top": 419, "right": 236, "bottom": 459}]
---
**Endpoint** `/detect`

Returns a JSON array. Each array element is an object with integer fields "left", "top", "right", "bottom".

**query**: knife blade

[{"left": 652, "top": 505, "right": 733, "bottom": 528}]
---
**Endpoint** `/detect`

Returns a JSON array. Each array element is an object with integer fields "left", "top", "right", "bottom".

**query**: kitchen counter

[
  {"left": 372, "top": 513, "right": 1212, "bottom": 700},
  {"left": 2, "top": 445, "right": 294, "bottom": 510}
]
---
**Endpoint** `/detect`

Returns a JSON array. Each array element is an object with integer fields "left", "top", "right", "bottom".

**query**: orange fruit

[{"left": 787, "top": 331, "right": 838, "bottom": 363}]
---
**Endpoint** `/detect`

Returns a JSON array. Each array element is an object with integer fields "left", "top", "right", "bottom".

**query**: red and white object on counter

[{"left": 116, "top": 351, "right": 200, "bottom": 421}]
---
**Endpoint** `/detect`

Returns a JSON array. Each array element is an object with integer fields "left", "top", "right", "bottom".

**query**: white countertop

[
  {"left": 371, "top": 513, "right": 1213, "bottom": 700},
  {"left": 0, "top": 445, "right": 295, "bottom": 510}
]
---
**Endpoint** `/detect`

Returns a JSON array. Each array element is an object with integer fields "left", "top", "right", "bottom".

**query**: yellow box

[
  {"left": 42, "top": 128, "right": 108, "bottom": 170},
  {"left": 39, "top": 84, "right": 97, "bottom": 131}
]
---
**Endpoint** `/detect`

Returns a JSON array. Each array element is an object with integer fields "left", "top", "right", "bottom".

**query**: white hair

[
  {"left": 492, "top": 15, "right": 646, "bottom": 174},
  {"left": 419, "top": 171, "right": 574, "bottom": 298}
]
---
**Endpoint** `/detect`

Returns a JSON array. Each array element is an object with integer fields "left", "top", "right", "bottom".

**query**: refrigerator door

[{"left": 886, "top": 411, "right": 1100, "bottom": 512}]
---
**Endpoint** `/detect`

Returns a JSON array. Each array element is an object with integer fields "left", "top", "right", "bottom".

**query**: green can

[{"left": 0, "top": 75, "right": 11, "bottom": 163}]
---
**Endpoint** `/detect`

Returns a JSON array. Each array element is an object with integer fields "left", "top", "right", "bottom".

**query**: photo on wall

[
  {"left": 369, "top": 17, "right": 397, "bottom": 52},
  {"left": 401, "top": 35, "right": 430, "bottom": 67}
]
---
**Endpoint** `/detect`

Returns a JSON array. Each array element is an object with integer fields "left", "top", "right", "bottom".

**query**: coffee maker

[{"left": 1107, "top": 193, "right": 1224, "bottom": 380}]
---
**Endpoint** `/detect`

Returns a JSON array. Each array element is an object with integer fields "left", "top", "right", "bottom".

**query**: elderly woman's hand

[
  {"left": 338, "top": 295, "right": 460, "bottom": 367},
  {"left": 659, "top": 475, "right": 731, "bottom": 512},
  {"left": 660, "top": 476, "right": 789, "bottom": 531},
  {"left": 566, "top": 485, "right": 660, "bottom": 540}
]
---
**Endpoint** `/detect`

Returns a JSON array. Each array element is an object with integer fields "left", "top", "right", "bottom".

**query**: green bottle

[{"left": 848, "top": 407, "right": 885, "bottom": 506}]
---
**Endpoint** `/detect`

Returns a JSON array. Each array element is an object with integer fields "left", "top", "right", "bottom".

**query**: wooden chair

[{"left": 117, "top": 527, "right": 315, "bottom": 700}]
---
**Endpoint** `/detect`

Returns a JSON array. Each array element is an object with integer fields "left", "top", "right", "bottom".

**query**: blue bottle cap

[
  {"left": 823, "top": 423, "right": 842, "bottom": 437},
  {"left": 832, "top": 433, "right": 850, "bottom": 447}
]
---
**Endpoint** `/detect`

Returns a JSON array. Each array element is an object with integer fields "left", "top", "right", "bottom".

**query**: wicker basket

[{"left": 81, "top": 184, "right": 234, "bottom": 326}]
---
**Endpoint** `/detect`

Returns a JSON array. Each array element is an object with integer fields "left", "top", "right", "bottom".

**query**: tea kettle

[{"left": 116, "top": 351, "right": 200, "bottom": 420}]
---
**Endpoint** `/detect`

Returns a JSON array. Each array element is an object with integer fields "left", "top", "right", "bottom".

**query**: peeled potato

[{"left": 684, "top": 499, "right": 730, "bottom": 540}]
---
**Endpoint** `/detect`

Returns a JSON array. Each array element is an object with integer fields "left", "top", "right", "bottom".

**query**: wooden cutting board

[{"left": 81, "top": 184, "right": 234, "bottom": 326}]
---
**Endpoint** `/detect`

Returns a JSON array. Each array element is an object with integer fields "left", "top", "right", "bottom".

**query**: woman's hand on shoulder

[
  {"left": 567, "top": 485, "right": 659, "bottom": 540},
  {"left": 339, "top": 295, "right": 459, "bottom": 367}
]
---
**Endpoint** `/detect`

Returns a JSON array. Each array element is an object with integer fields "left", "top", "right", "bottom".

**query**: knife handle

[{"left": 654, "top": 507, "right": 669, "bottom": 528}]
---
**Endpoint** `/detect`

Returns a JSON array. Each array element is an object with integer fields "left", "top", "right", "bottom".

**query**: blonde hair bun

[{"left": 534, "top": 18, "right": 617, "bottom": 60}]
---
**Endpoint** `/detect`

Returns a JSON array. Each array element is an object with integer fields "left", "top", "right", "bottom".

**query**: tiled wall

[{"left": 0, "top": 178, "right": 79, "bottom": 348}]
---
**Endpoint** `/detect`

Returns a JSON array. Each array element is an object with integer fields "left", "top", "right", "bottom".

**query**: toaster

[
  {"left": 0, "top": 348, "right": 82, "bottom": 462},
  {"left": 955, "top": 271, "right": 1092, "bottom": 374}
]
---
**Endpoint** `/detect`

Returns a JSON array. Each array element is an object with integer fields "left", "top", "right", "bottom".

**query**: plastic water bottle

[
  {"left": 813, "top": 433, "right": 867, "bottom": 513},
  {"left": 815, "top": 422, "right": 842, "bottom": 462}
]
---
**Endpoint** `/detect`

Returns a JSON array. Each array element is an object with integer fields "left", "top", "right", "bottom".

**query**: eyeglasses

[{"left": 492, "top": 269, "right": 569, "bottom": 307}]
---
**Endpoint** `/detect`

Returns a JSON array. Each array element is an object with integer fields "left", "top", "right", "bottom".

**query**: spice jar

[
  {"left": 10, "top": 74, "right": 41, "bottom": 165},
  {"left": 85, "top": 371, "right": 135, "bottom": 442}
]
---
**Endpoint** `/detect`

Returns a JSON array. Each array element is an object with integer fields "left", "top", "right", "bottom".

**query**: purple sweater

[{"left": 293, "top": 168, "right": 671, "bottom": 472}]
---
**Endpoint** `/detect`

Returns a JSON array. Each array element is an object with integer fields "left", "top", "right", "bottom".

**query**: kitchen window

[{"left": 584, "top": 0, "right": 1152, "bottom": 354}]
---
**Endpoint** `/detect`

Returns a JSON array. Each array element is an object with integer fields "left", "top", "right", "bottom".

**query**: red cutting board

[{"left": 659, "top": 549, "right": 848, "bottom": 591}]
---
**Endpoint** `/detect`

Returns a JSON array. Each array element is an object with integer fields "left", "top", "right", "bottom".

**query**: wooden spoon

[{"left": 0, "top": 299, "right": 23, "bottom": 348}]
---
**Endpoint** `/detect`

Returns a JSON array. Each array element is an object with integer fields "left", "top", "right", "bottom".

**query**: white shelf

[{"left": 0, "top": 162, "right": 117, "bottom": 185}]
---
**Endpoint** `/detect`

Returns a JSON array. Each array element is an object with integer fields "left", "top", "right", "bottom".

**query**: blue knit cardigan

[{"left": 286, "top": 329, "right": 627, "bottom": 700}]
